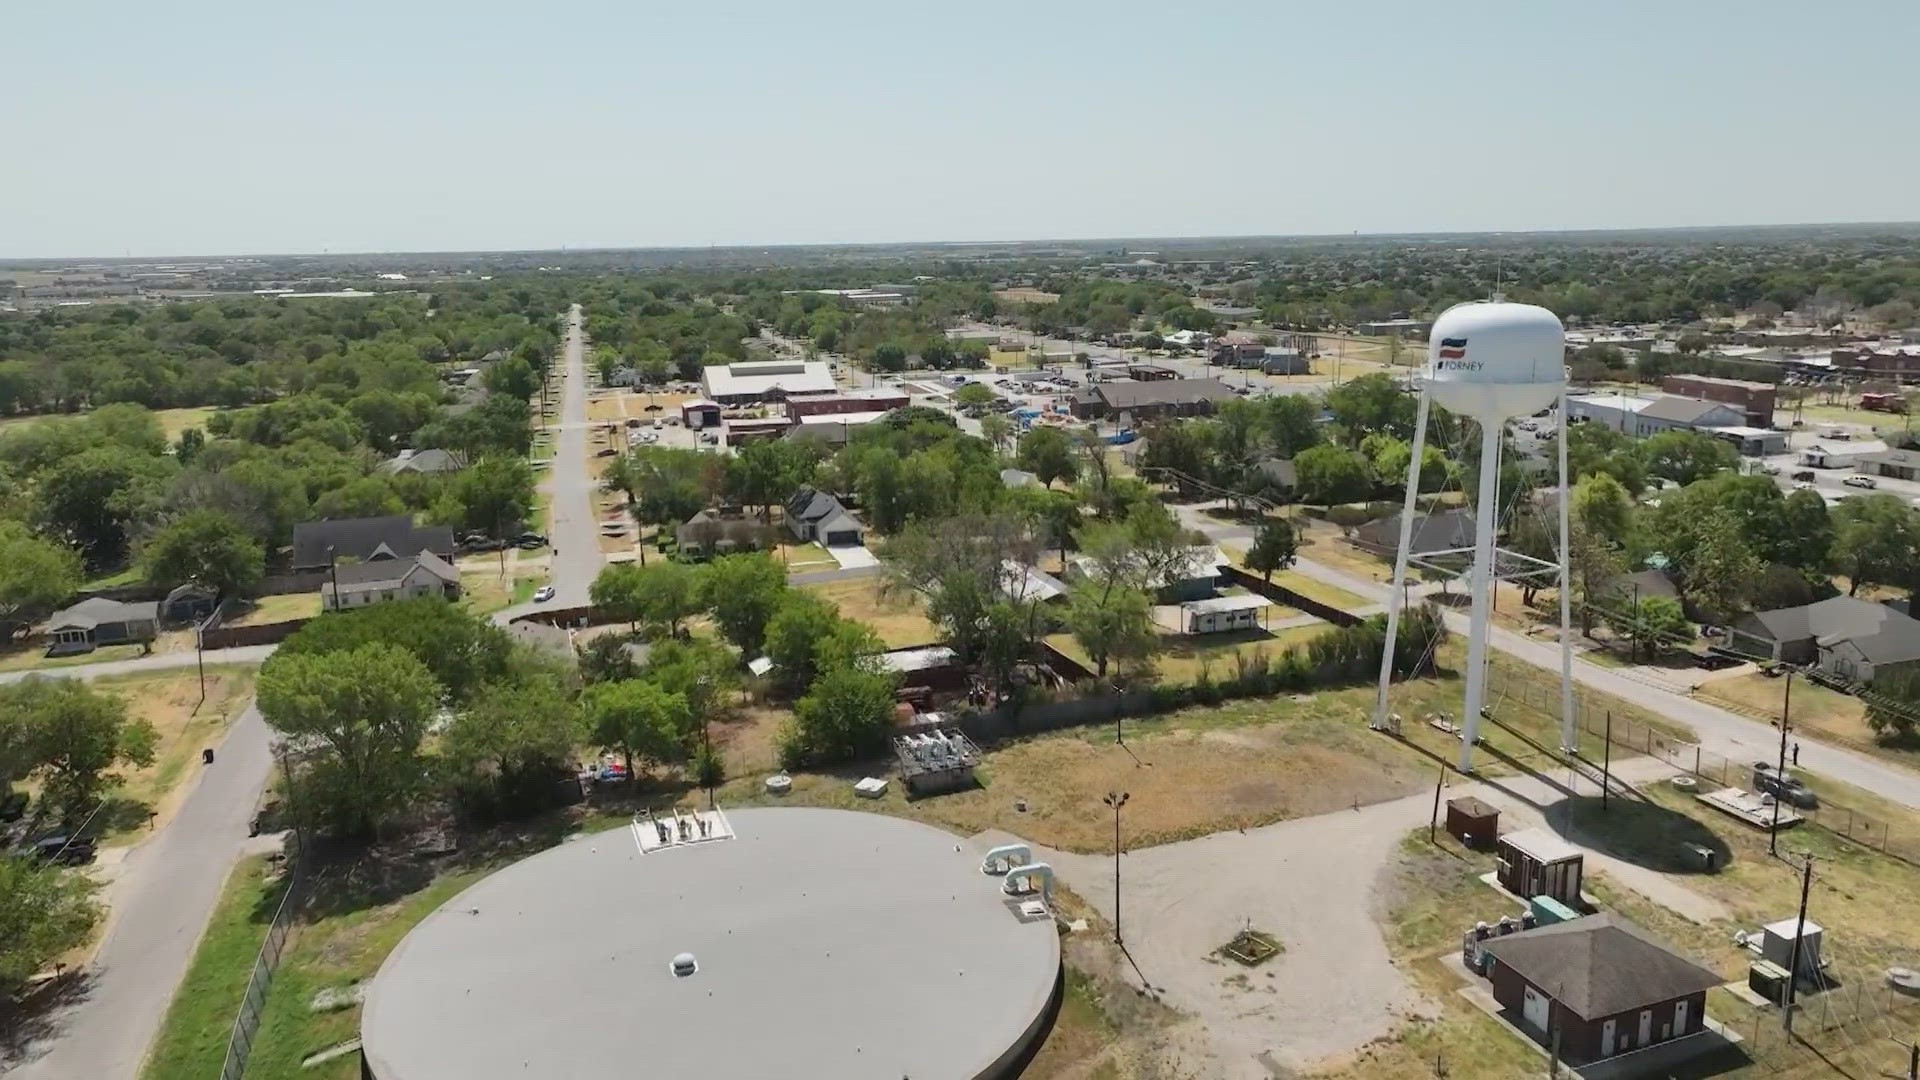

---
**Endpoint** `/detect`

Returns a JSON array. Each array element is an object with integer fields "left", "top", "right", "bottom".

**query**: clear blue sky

[{"left": 5, "top": 0, "right": 1915, "bottom": 258}]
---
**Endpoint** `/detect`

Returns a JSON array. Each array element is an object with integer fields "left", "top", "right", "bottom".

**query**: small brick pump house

[{"left": 1478, "top": 914, "right": 1724, "bottom": 1063}]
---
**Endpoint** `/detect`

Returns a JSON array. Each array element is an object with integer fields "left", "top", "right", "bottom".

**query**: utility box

[
  {"left": 1761, "top": 918, "right": 1825, "bottom": 980},
  {"left": 1445, "top": 797, "right": 1500, "bottom": 847},
  {"left": 1496, "top": 828, "right": 1585, "bottom": 908}
]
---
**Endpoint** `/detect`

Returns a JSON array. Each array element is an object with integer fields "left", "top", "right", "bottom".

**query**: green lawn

[
  {"left": 140, "top": 857, "right": 283, "bottom": 1080},
  {"left": 80, "top": 565, "right": 143, "bottom": 591}
]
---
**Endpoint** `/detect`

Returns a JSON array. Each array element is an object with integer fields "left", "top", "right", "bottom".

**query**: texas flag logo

[{"left": 1437, "top": 337, "right": 1468, "bottom": 360}]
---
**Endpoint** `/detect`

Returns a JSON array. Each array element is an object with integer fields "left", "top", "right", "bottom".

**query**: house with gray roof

[
  {"left": 291, "top": 515, "right": 457, "bottom": 571},
  {"left": 47, "top": 597, "right": 159, "bottom": 654},
  {"left": 378, "top": 448, "right": 465, "bottom": 475},
  {"left": 1632, "top": 395, "right": 1745, "bottom": 435},
  {"left": 321, "top": 551, "right": 461, "bottom": 611},
  {"left": 1725, "top": 595, "right": 1920, "bottom": 684},
  {"left": 784, "top": 487, "right": 866, "bottom": 547},
  {"left": 676, "top": 510, "right": 769, "bottom": 559}
]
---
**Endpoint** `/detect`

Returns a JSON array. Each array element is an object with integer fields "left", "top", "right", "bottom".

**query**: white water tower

[{"left": 1373, "top": 302, "right": 1575, "bottom": 772}]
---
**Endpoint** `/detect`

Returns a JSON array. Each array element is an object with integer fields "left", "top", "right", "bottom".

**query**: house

[
  {"left": 1251, "top": 457, "right": 1297, "bottom": 498},
  {"left": 1178, "top": 594, "right": 1269, "bottom": 634},
  {"left": 1618, "top": 567, "right": 1680, "bottom": 604},
  {"left": 160, "top": 582, "right": 219, "bottom": 624},
  {"left": 378, "top": 448, "right": 464, "bottom": 475},
  {"left": 1261, "top": 349, "right": 1310, "bottom": 375},
  {"left": 47, "top": 598, "right": 159, "bottom": 654},
  {"left": 1209, "top": 341, "right": 1267, "bottom": 368},
  {"left": 291, "top": 515, "right": 456, "bottom": 572},
  {"left": 1478, "top": 914, "right": 1724, "bottom": 1064},
  {"left": 1724, "top": 596, "right": 1920, "bottom": 684},
  {"left": 784, "top": 487, "right": 867, "bottom": 547},
  {"left": 1070, "top": 379, "right": 1238, "bottom": 421},
  {"left": 700, "top": 360, "right": 835, "bottom": 404},
  {"left": 676, "top": 510, "right": 769, "bottom": 559},
  {"left": 1000, "top": 560, "right": 1069, "bottom": 605},
  {"left": 1070, "top": 545, "right": 1229, "bottom": 603},
  {"left": 1351, "top": 508, "right": 1478, "bottom": 557},
  {"left": 320, "top": 551, "right": 461, "bottom": 611}
]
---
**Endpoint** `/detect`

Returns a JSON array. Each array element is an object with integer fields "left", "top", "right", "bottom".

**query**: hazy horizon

[{"left": 5, "top": 0, "right": 1916, "bottom": 259}]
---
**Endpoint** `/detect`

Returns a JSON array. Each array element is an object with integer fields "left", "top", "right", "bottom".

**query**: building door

[
  {"left": 1600, "top": 1018, "right": 1617, "bottom": 1056},
  {"left": 1522, "top": 985, "right": 1551, "bottom": 1032},
  {"left": 1674, "top": 998, "right": 1689, "bottom": 1035},
  {"left": 1638, "top": 1009, "right": 1653, "bottom": 1045}
]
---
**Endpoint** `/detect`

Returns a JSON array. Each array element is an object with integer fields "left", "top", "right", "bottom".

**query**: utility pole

[
  {"left": 1429, "top": 758, "right": 1446, "bottom": 843},
  {"left": 1104, "top": 791, "right": 1128, "bottom": 946},
  {"left": 1783, "top": 852, "right": 1815, "bottom": 1034},
  {"left": 1772, "top": 671, "right": 1793, "bottom": 855},
  {"left": 1601, "top": 710, "right": 1613, "bottom": 810}
]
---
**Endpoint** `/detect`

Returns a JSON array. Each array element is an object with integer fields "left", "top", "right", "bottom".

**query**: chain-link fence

[
  {"left": 218, "top": 833, "right": 305, "bottom": 1080},
  {"left": 1488, "top": 671, "right": 1920, "bottom": 867}
]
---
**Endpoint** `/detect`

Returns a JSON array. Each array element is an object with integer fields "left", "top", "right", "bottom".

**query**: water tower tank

[{"left": 1424, "top": 302, "right": 1565, "bottom": 421}]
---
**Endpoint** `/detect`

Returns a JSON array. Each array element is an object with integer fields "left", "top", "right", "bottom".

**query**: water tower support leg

[
  {"left": 1458, "top": 422, "right": 1503, "bottom": 772},
  {"left": 1557, "top": 385, "right": 1577, "bottom": 754},
  {"left": 1374, "top": 390, "right": 1433, "bottom": 728}
]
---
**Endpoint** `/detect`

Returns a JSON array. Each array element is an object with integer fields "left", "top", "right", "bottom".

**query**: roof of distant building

[
  {"left": 702, "top": 360, "right": 835, "bottom": 398},
  {"left": 1637, "top": 395, "right": 1741, "bottom": 425},
  {"left": 49, "top": 596, "right": 159, "bottom": 631},
  {"left": 1737, "top": 595, "right": 1920, "bottom": 665},
  {"left": 1477, "top": 913, "right": 1724, "bottom": 1020},
  {"left": 291, "top": 515, "right": 456, "bottom": 569},
  {"left": 1094, "top": 379, "right": 1237, "bottom": 411},
  {"left": 327, "top": 550, "right": 459, "bottom": 591},
  {"left": 379, "top": 448, "right": 464, "bottom": 475}
]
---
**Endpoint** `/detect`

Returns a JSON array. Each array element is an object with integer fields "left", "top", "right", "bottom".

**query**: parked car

[
  {"left": 1842, "top": 475, "right": 1877, "bottom": 489},
  {"left": 30, "top": 835, "right": 97, "bottom": 866},
  {"left": 1794, "top": 481, "right": 1816, "bottom": 491},
  {"left": 533, "top": 585, "right": 556, "bottom": 603},
  {"left": 462, "top": 536, "right": 507, "bottom": 552},
  {"left": 1791, "top": 470, "right": 1816, "bottom": 482},
  {"left": 1752, "top": 763, "right": 1818, "bottom": 808}
]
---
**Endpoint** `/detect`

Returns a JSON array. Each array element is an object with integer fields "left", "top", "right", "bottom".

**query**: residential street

[
  {"left": 498, "top": 303, "right": 601, "bottom": 620},
  {"left": 6, "top": 706, "right": 276, "bottom": 1080},
  {"left": 0, "top": 645, "right": 275, "bottom": 685}
]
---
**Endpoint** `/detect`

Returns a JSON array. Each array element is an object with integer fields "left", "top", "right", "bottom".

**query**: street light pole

[
  {"left": 1783, "top": 852, "right": 1815, "bottom": 1033},
  {"left": 1772, "top": 670, "right": 1794, "bottom": 856},
  {"left": 1104, "top": 791, "right": 1128, "bottom": 946}
]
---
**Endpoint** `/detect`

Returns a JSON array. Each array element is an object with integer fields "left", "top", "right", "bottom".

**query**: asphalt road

[
  {"left": 7, "top": 705, "right": 275, "bottom": 1080},
  {"left": 0, "top": 645, "right": 276, "bottom": 685},
  {"left": 498, "top": 304, "right": 601, "bottom": 621}
]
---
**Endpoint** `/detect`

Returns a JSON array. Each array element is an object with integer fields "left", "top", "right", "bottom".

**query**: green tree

[
  {"left": 1681, "top": 509, "right": 1762, "bottom": 620},
  {"left": 764, "top": 591, "right": 846, "bottom": 692},
  {"left": 1245, "top": 518, "right": 1297, "bottom": 582},
  {"left": 257, "top": 644, "right": 438, "bottom": 834},
  {"left": 1864, "top": 666, "right": 1920, "bottom": 741},
  {"left": 872, "top": 343, "right": 908, "bottom": 372},
  {"left": 0, "top": 858, "right": 100, "bottom": 993},
  {"left": 1831, "top": 494, "right": 1920, "bottom": 596},
  {"left": 1571, "top": 473, "right": 1633, "bottom": 548},
  {"left": 37, "top": 446, "right": 174, "bottom": 567},
  {"left": 582, "top": 680, "right": 692, "bottom": 777},
  {"left": 1608, "top": 594, "right": 1690, "bottom": 657},
  {"left": 954, "top": 382, "right": 995, "bottom": 409},
  {"left": 724, "top": 439, "right": 817, "bottom": 523},
  {"left": 1325, "top": 373, "right": 1416, "bottom": 444},
  {"left": 1639, "top": 429, "right": 1739, "bottom": 487},
  {"left": 980, "top": 413, "right": 1014, "bottom": 450},
  {"left": 311, "top": 476, "right": 405, "bottom": 520},
  {"left": 275, "top": 598, "right": 511, "bottom": 704},
  {"left": 590, "top": 563, "right": 648, "bottom": 631},
  {"left": 634, "top": 560, "right": 700, "bottom": 633},
  {"left": 1292, "top": 444, "right": 1374, "bottom": 505},
  {"left": 2, "top": 677, "right": 156, "bottom": 817},
  {"left": 483, "top": 355, "right": 541, "bottom": 400},
  {"left": 1260, "top": 394, "right": 1324, "bottom": 456},
  {"left": 644, "top": 637, "right": 739, "bottom": 719},
  {"left": 1064, "top": 582, "right": 1156, "bottom": 679},
  {"left": 174, "top": 426, "right": 206, "bottom": 466},
  {"left": 0, "top": 523, "right": 82, "bottom": 635},
  {"left": 698, "top": 553, "right": 789, "bottom": 655},
  {"left": 452, "top": 456, "right": 535, "bottom": 538},
  {"left": 781, "top": 665, "right": 898, "bottom": 766},
  {"left": 442, "top": 674, "right": 579, "bottom": 784},
  {"left": 1016, "top": 426, "right": 1079, "bottom": 489},
  {"left": 141, "top": 510, "right": 263, "bottom": 597}
]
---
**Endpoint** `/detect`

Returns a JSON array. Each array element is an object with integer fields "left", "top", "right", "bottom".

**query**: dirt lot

[
  {"left": 1046, "top": 623, "right": 1332, "bottom": 687},
  {"left": 585, "top": 389, "right": 694, "bottom": 424},
  {"left": 802, "top": 576, "right": 942, "bottom": 648}
]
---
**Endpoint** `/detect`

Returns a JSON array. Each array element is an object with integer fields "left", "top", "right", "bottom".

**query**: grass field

[
  {"left": 139, "top": 857, "right": 282, "bottom": 1080},
  {"left": 802, "top": 577, "right": 942, "bottom": 648},
  {"left": 0, "top": 405, "right": 217, "bottom": 440},
  {"left": 96, "top": 665, "right": 259, "bottom": 841},
  {"left": 1046, "top": 622, "right": 1331, "bottom": 686},
  {"left": 1695, "top": 671, "right": 1905, "bottom": 762},
  {"left": 0, "top": 642, "right": 147, "bottom": 673},
  {"left": 227, "top": 593, "right": 320, "bottom": 627}
]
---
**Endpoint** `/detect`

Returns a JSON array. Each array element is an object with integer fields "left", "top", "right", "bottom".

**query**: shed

[
  {"left": 1444, "top": 796, "right": 1500, "bottom": 847},
  {"left": 681, "top": 399, "right": 723, "bottom": 429},
  {"left": 1496, "top": 828, "right": 1585, "bottom": 907},
  {"left": 1178, "top": 593, "right": 1269, "bottom": 634}
]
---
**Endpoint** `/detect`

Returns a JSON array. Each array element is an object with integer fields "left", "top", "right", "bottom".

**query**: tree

[
  {"left": 174, "top": 426, "right": 207, "bottom": 466},
  {"left": 980, "top": 413, "right": 1014, "bottom": 450},
  {"left": 590, "top": 563, "right": 647, "bottom": 631},
  {"left": 885, "top": 513, "right": 1039, "bottom": 662},
  {"left": 582, "top": 680, "right": 692, "bottom": 777},
  {"left": 633, "top": 560, "right": 700, "bottom": 633},
  {"left": 764, "top": 591, "right": 848, "bottom": 692},
  {"left": 725, "top": 439, "right": 817, "bottom": 523},
  {"left": 37, "top": 446, "right": 174, "bottom": 567},
  {"left": 1831, "top": 494, "right": 1920, "bottom": 596},
  {"left": 1325, "top": 373, "right": 1415, "bottom": 444},
  {"left": 1, "top": 677, "right": 156, "bottom": 817},
  {"left": 141, "top": 510, "right": 263, "bottom": 597},
  {"left": 781, "top": 665, "right": 897, "bottom": 766},
  {"left": 0, "top": 858, "right": 99, "bottom": 993},
  {"left": 1245, "top": 518, "right": 1297, "bottom": 583},
  {"left": 1608, "top": 594, "right": 1690, "bottom": 657},
  {"left": 1016, "top": 426, "right": 1079, "bottom": 489},
  {"left": 0, "top": 523, "right": 82, "bottom": 635},
  {"left": 1681, "top": 509, "right": 1762, "bottom": 620},
  {"left": 257, "top": 644, "right": 438, "bottom": 834},
  {"left": 1864, "top": 666, "right": 1920, "bottom": 741},
  {"left": 443, "top": 674, "right": 579, "bottom": 784},
  {"left": 483, "top": 355, "right": 541, "bottom": 400},
  {"left": 275, "top": 598, "right": 511, "bottom": 704},
  {"left": 644, "top": 637, "right": 739, "bottom": 719},
  {"left": 311, "top": 476, "right": 405, "bottom": 520},
  {"left": 1064, "top": 582, "right": 1156, "bottom": 679},
  {"left": 1260, "top": 394, "right": 1324, "bottom": 456},
  {"left": 698, "top": 553, "right": 788, "bottom": 655},
  {"left": 452, "top": 456, "right": 535, "bottom": 539},
  {"left": 1292, "top": 444, "right": 1374, "bottom": 505},
  {"left": 954, "top": 383, "right": 995, "bottom": 409},
  {"left": 872, "top": 343, "right": 908, "bottom": 372},
  {"left": 1570, "top": 473, "right": 1633, "bottom": 548},
  {"left": 1639, "top": 430, "right": 1739, "bottom": 487}
]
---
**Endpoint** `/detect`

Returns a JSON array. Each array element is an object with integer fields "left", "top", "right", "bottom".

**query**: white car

[
  {"left": 533, "top": 585, "right": 556, "bottom": 603},
  {"left": 1842, "top": 475, "right": 1877, "bottom": 489}
]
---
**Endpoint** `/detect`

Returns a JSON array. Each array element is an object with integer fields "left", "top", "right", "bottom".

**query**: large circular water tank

[{"left": 1424, "top": 302, "right": 1565, "bottom": 420}]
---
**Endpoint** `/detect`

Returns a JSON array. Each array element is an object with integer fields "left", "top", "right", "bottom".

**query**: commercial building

[
  {"left": 359, "top": 809, "right": 1061, "bottom": 1080},
  {"left": 786, "top": 388, "right": 909, "bottom": 419},
  {"left": 680, "top": 399, "right": 722, "bottom": 429},
  {"left": 1849, "top": 447, "right": 1920, "bottom": 481},
  {"left": 1660, "top": 374, "right": 1776, "bottom": 426},
  {"left": 1358, "top": 318, "right": 1432, "bottom": 338},
  {"left": 1070, "top": 378, "right": 1237, "bottom": 421},
  {"left": 1565, "top": 393, "right": 1744, "bottom": 438},
  {"left": 1478, "top": 914, "right": 1724, "bottom": 1065},
  {"left": 1832, "top": 343, "right": 1920, "bottom": 382},
  {"left": 700, "top": 360, "right": 835, "bottom": 404},
  {"left": 1705, "top": 425, "right": 1788, "bottom": 456}
]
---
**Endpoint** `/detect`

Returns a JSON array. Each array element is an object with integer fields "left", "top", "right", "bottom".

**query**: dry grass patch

[
  {"left": 95, "top": 665, "right": 259, "bottom": 840},
  {"left": 227, "top": 592, "right": 320, "bottom": 627},
  {"left": 1698, "top": 671, "right": 1882, "bottom": 749},
  {"left": 802, "top": 576, "right": 942, "bottom": 648}
]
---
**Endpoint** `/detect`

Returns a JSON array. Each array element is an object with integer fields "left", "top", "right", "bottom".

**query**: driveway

[
  {"left": 825, "top": 545, "right": 880, "bottom": 571},
  {"left": 1020, "top": 757, "right": 1705, "bottom": 1077},
  {"left": 6, "top": 706, "right": 276, "bottom": 1080}
]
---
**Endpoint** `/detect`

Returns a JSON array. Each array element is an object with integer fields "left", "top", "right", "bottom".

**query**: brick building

[{"left": 1660, "top": 374, "right": 1776, "bottom": 427}]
